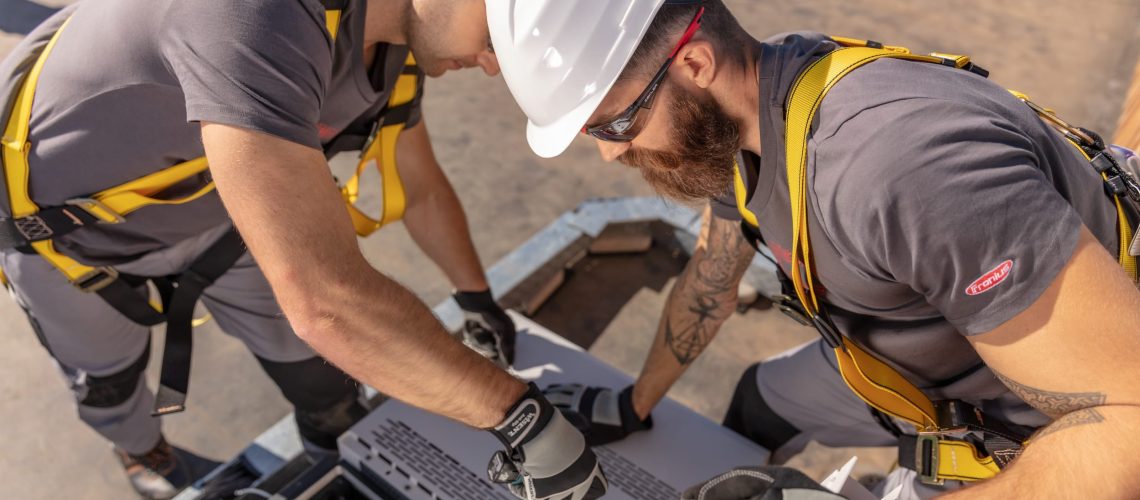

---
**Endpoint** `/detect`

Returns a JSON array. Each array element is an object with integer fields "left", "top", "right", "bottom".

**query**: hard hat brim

[{"left": 524, "top": 89, "right": 607, "bottom": 159}]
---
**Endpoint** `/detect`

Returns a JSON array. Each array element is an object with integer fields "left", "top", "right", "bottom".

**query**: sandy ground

[{"left": 1, "top": 0, "right": 1139, "bottom": 498}]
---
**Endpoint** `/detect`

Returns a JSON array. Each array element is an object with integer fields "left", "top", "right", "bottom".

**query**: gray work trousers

[
  {"left": 728, "top": 339, "right": 964, "bottom": 500},
  {"left": 1, "top": 224, "right": 318, "bottom": 455}
]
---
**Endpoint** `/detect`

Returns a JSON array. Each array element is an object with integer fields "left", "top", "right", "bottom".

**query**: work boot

[{"left": 114, "top": 436, "right": 193, "bottom": 500}]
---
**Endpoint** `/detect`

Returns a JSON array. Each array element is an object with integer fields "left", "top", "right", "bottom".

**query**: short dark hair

[{"left": 620, "top": 0, "right": 747, "bottom": 81}]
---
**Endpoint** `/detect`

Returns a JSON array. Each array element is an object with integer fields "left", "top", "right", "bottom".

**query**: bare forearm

[
  {"left": 202, "top": 123, "right": 522, "bottom": 429},
  {"left": 941, "top": 405, "right": 1140, "bottom": 498},
  {"left": 631, "top": 255, "right": 738, "bottom": 417},
  {"left": 282, "top": 262, "right": 520, "bottom": 428},
  {"left": 631, "top": 208, "right": 753, "bottom": 418},
  {"left": 404, "top": 181, "right": 488, "bottom": 292}
]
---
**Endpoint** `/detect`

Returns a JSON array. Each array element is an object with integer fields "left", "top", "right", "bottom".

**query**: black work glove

[
  {"left": 681, "top": 465, "right": 843, "bottom": 500},
  {"left": 487, "top": 383, "right": 608, "bottom": 500},
  {"left": 453, "top": 289, "right": 517, "bottom": 368},
  {"left": 543, "top": 384, "right": 653, "bottom": 446}
]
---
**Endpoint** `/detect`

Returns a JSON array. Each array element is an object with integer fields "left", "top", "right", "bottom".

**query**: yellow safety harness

[
  {"left": 734, "top": 37, "right": 1140, "bottom": 484},
  {"left": 0, "top": 1, "right": 420, "bottom": 414}
]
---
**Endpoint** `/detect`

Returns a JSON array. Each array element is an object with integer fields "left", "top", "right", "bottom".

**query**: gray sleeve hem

[
  {"left": 187, "top": 103, "right": 321, "bottom": 150},
  {"left": 950, "top": 213, "right": 1082, "bottom": 336}
]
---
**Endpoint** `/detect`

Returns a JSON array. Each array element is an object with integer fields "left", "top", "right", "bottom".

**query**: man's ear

[{"left": 673, "top": 39, "right": 717, "bottom": 89}]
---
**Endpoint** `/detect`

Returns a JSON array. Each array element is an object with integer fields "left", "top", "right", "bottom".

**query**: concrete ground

[{"left": 2, "top": 0, "right": 1139, "bottom": 498}]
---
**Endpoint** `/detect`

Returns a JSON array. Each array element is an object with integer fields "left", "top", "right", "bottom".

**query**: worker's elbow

[
  {"left": 271, "top": 269, "right": 354, "bottom": 345},
  {"left": 289, "top": 307, "right": 344, "bottom": 348}
]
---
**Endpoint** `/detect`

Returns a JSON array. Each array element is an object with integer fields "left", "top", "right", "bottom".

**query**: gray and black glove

[
  {"left": 543, "top": 384, "right": 653, "bottom": 446},
  {"left": 681, "top": 466, "right": 843, "bottom": 500},
  {"left": 487, "top": 383, "right": 608, "bottom": 500},
  {"left": 454, "top": 289, "right": 517, "bottom": 368}
]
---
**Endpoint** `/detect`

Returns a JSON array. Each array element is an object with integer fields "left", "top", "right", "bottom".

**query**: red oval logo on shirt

[{"left": 965, "top": 260, "right": 1014, "bottom": 296}]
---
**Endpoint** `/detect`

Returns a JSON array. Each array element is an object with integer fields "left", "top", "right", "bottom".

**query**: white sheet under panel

[{"left": 338, "top": 312, "right": 769, "bottom": 500}]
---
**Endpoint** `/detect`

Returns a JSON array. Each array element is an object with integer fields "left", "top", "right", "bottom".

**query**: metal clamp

[
  {"left": 66, "top": 198, "right": 126, "bottom": 224},
  {"left": 915, "top": 433, "right": 943, "bottom": 485},
  {"left": 775, "top": 295, "right": 812, "bottom": 326},
  {"left": 811, "top": 312, "right": 845, "bottom": 350},
  {"left": 13, "top": 215, "right": 53, "bottom": 241},
  {"left": 72, "top": 266, "right": 119, "bottom": 292}
]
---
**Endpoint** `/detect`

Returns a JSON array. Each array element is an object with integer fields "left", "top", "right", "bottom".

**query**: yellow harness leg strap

[{"left": 342, "top": 53, "right": 418, "bottom": 236}]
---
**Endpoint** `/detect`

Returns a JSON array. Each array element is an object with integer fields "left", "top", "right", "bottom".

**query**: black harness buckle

[
  {"left": 811, "top": 311, "right": 845, "bottom": 350},
  {"left": 73, "top": 266, "right": 119, "bottom": 293},
  {"left": 775, "top": 295, "right": 812, "bottom": 326}
]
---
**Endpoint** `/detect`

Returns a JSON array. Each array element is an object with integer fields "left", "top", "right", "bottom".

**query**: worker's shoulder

[{"left": 815, "top": 57, "right": 1020, "bottom": 140}]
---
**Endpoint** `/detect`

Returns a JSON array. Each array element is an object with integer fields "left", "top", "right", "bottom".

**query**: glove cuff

[
  {"left": 488, "top": 382, "right": 554, "bottom": 451},
  {"left": 453, "top": 289, "right": 498, "bottom": 312},
  {"left": 619, "top": 385, "right": 653, "bottom": 431}
]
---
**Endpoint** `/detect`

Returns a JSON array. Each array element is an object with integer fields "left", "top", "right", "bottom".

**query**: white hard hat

[{"left": 486, "top": 0, "right": 668, "bottom": 158}]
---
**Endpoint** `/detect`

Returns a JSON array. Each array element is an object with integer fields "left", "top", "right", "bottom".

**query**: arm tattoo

[
  {"left": 992, "top": 370, "right": 1106, "bottom": 437},
  {"left": 664, "top": 216, "right": 753, "bottom": 365},
  {"left": 1035, "top": 408, "right": 1105, "bottom": 439}
]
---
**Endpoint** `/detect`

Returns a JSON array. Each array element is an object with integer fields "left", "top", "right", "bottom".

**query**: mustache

[{"left": 614, "top": 86, "right": 741, "bottom": 203}]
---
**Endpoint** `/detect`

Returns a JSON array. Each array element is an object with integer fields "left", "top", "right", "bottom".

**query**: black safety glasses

[{"left": 582, "top": 5, "right": 705, "bottom": 142}]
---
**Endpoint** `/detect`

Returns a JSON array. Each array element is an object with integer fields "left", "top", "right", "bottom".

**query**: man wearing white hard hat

[{"left": 488, "top": 0, "right": 1140, "bottom": 497}]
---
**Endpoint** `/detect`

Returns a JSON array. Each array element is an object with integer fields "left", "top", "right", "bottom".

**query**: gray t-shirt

[
  {"left": 713, "top": 32, "right": 1119, "bottom": 426},
  {"left": 0, "top": 0, "right": 422, "bottom": 264}
]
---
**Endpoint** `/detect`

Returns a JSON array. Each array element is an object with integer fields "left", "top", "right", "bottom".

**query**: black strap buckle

[
  {"left": 73, "top": 266, "right": 119, "bottom": 292},
  {"left": 811, "top": 311, "right": 844, "bottom": 350},
  {"left": 775, "top": 295, "right": 812, "bottom": 326}
]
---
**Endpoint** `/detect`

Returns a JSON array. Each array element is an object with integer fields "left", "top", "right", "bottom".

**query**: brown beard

[{"left": 618, "top": 85, "right": 740, "bottom": 203}]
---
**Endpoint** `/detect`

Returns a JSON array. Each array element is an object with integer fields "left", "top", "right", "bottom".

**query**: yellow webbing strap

[
  {"left": 1, "top": 18, "right": 103, "bottom": 284},
  {"left": 2, "top": 18, "right": 72, "bottom": 219},
  {"left": 342, "top": 53, "right": 418, "bottom": 236},
  {"left": 325, "top": 9, "right": 342, "bottom": 41},
  {"left": 835, "top": 337, "right": 938, "bottom": 428},
  {"left": 935, "top": 440, "right": 1002, "bottom": 482}
]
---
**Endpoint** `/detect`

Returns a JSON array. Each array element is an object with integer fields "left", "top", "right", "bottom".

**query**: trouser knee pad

[
  {"left": 257, "top": 356, "right": 368, "bottom": 450},
  {"left": 79, "top": 343, "right": 151, "bottom": 408},
  {"left": 722, "top": 362, "right": 802, "bottom": 452}
]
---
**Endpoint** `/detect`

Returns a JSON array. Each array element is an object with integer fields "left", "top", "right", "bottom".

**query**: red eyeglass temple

[{"left": 669, "top": 6, "right": 705, "bottom": 59}]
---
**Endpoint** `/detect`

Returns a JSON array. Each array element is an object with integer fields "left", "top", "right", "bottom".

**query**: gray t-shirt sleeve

[
  {"left": 161, "top": 0, "right": 331, "bottom": 149},
  {"left": 815, "top": 97, "right": 1082, "bottom": 336}
]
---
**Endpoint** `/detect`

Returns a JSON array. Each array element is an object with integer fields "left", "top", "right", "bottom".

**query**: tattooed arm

[
  {"left": 943, "top": 226, "right": 1140, "bottom": 497},
  {"left": 629, "top": 205, "right": 756, "bottom": 419}
]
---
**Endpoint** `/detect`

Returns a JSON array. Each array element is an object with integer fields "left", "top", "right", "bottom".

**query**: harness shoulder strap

[
  {"left": 772, "top": 39, "right": 1012, "bottom": 484},
  {"left": 783, "top": 43, "right": 944, "bottom": 428}
]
